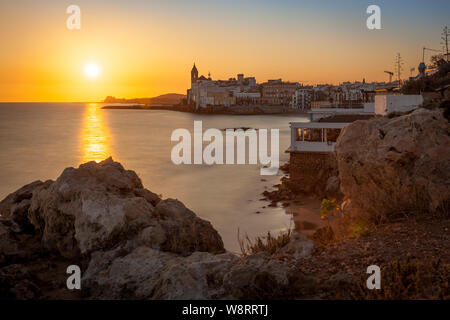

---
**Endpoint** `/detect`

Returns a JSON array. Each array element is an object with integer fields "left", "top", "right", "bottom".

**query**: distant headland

[
  {"left": 101, "top": 93, "right": 309, "bottom": 115},
  {"left": 103, "top": 93, "right": 186, "bottom": 106}
]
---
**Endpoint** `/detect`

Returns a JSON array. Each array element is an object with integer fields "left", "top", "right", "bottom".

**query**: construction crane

[{"left": 384, "top": 70, "right": 394, "bottom": 83}]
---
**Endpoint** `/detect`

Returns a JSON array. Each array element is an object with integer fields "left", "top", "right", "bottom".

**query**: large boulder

[
  {"left": 222, "top": 253, "right": 293, "bottom": 299},
  {"left": 279, "top": 232, "right": 314, "bottom": 259},
  {"left": 0, "top": 157, "right": 225, "bottom": 259},
  {"left": 335, "top": 108, "right": 450, "bottom": 221},
  {"left": 0, "top": 158, "right": 307, "bottom": 300},
  {"left": 83, "top": 247, "right": 240, "bottom": 299},
  {"left": 154, "top": 199, "right": 225, "bottom": 255},
  {"left": 82, "top": 247, "right": 300, "bottom": 300}
]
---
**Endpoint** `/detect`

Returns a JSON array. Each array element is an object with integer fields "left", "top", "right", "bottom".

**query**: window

[
  {"left": 326, "top": 128, "right": 341, "bottom": 142},
  {"left": 296, "top": 128, "right": 302, "bottom": 141},
  {"left": 303, "top": 128, "right": 322, "bottom": 142}
]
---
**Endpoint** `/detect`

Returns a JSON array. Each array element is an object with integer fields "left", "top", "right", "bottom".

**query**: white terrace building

[
  {"left": 289, "top": 112, "right": 374, "bottom": 153},
  {"left": 288, "top": 120, "right": 353, "bottom": 194},
  {"left": 288, "top": 115, "right": 372, "bottom": 194},
  {"left": 290, "top": 122, "right": 348, "bottom": 153}
]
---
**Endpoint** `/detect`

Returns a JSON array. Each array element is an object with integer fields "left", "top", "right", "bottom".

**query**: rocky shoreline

[
  {"left": 259, "top": 107, "right": 450, "bottom": 298},
  {"left": 0, "top": 158, "right": 315, "bottom": 299},
  {"left": 102, "top": 104, "right": 309, "bottom": 115},
  {"left": 1, "top": 107, "right": 449, "bottom": 300}
]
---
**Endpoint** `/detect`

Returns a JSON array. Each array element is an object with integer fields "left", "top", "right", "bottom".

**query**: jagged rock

[
  {"left": 0, "top": 180, "right": 47, "bottom": 234},
  {"left": 82, "top": 247, "right": 299, "bottom": 300},
  {"left": 138, "top": 223, "right": 167, "bottom": 249},
  {"left": 336, "top": 108, "right": 450, "bottom": 220},
  {"left": 222, "top": 253, "right": 293, "bottom": 299},
  {"left": 86, "top": 249, "right": 295, "bottom": 300},
  {"left": 325, "top": 176, "right": 342, "bottom": 199},
  {"left": 0, "top": 217, "right": 43, "bottom": 266},
  {"left": 0, "top": 158, "right": 224, "bottom": 259},
  {"left": 155, "top": 199, "right": 225, "bottom": 255},
  {"left": 151, "top": 252, "right": 239, "bottom": 299},
  {"left": 82, "top": 246, "right": 176, "bottom": 299},
  {"left": 0, "top": 218, "right": 20, "bottom": 265},
  {"left": 0, "top": 158, "right": 305, "bottom": 300},
  {"left": 279, "top": 232, "right": 314, "bottom": 259},
  {"left": 82, "top": 246, "right": 239, "bottom": 299},
  {"left": 0, "top": 264, "right": 41, "bottom": 299}
]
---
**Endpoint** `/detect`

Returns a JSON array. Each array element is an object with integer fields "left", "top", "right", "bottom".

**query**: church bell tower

[{"left": 191, "top": 63, "right": 198, "bottom": 85}]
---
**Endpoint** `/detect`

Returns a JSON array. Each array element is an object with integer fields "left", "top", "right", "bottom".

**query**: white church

[{"left": 186, "top": 63, "right": 260, "bottom": 109}]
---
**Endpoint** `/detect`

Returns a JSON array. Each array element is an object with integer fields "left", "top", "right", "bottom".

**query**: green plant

[{"left": 320, "top": 198, "right": 341, "bottom": 226}]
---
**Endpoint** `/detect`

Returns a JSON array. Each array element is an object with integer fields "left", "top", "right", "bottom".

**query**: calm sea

[{"left": 0, "top": 102, "right": 309, "bottom": 252}]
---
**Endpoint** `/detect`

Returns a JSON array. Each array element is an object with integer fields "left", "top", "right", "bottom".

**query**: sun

[{"left": 84, "top": 62, "right": 101, "bottom": 79}]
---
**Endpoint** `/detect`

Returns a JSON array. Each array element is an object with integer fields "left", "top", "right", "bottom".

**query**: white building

[
  {"left": 291, "top": 89, "right": 312, "bottom": 109},
  {"left": 290, "top": 122, "right": 349, "bottom": 152},
  {"left": 374, "top": 94, "right": 423, "bottom": 115},
  {"left": 187, "top": 64, "right": 259, "bottom": 109}
]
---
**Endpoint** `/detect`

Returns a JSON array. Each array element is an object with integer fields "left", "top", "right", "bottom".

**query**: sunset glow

[
  {"left": 0, "top": 0, "right": 449, "bottom": 102},
  {"left": 0, "top": 0, "right": 449, "bottom": 304},
  {"left": 81, "top": 103, "right": 110, "bottom": 163},
  {"left": 84, "top": 63, "right": 101, "bottom": 79}
]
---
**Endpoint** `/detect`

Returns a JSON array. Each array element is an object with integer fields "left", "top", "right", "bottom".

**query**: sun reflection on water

[{"left": 81, "top": 103, "right": 110, "bottom": 163}]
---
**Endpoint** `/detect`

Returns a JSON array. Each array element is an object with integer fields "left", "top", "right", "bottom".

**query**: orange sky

[{"left": 0, "top": 0, "right": 448, "bottom": 102}]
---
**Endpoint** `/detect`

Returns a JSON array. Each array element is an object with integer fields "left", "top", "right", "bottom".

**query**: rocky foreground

[
  {"left": 336, "top": 107, "right": 450, "bottom": 221},
  {"left": 264, "top": 107, "right": 449, "bottom": 299},
  {"left": 0, "top": 107, "right": 449, "bottom": 300},
  {"left": 0, "top": 157, "right": 313, "bottom": 299}
]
